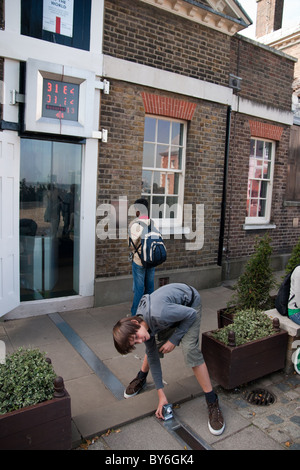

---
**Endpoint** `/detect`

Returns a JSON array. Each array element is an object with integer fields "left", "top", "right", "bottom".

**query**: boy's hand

[
  {"left": 156, "top": 389, "right": 168, "bottom": 419},
  {"left": 159, "top": 340, "right": 175, "bottom": 354}
]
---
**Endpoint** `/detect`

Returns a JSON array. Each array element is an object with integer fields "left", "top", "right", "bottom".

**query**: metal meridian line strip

[
  {"left": 49, "top": 312, "right": 124, "bottom": 401},
  {"left": 161, "top": 412, "right": 214, "bottom": 451}
]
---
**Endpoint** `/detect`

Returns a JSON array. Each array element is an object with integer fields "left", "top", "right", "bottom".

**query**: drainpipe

[{"left": 217, "top": 105, "right": 231, "bottom": 266}]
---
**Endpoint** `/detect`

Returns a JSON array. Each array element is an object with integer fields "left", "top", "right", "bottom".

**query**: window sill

[
  {"left": 243, "top": 223, "right": 277, "bottom": 231},
  {"left": 159, "top": 225, "right": 190, "bottom": 236}
]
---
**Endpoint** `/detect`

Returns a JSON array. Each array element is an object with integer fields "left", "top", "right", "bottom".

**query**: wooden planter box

[
  {"left": 217, "top": 307, "right": 236, "bottom": 328},
  {"left": 202, "top": 328, "right": 288, "bottom": 390},
  {"left": 0, "top": 378, "right": 72, "bottom": 450}
]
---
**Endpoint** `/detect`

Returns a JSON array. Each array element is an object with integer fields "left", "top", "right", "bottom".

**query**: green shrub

[
  {"left": 0, "top": 348, "right": 56, "bottom": 414},
  {"left": 284, "top": 237, "right": 300, "bottom": 275},
  {"left": 229, "top": 235, "right": 276, "bottom": 311},
  {"left": 212, "top": 309, "right": 276, "bottom": 346}
]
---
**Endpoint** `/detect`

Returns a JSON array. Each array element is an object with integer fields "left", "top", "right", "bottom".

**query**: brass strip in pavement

[{"left": 49, "top": 312, "right": 124, "bottom": 401}]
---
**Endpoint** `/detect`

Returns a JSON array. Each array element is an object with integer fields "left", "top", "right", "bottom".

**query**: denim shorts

[{"left": 156, "top": 299, "right": 204, "bottom": 368}]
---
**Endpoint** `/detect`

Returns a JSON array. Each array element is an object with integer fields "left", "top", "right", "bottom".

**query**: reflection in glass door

[{"left": 20, "top": 139, "right": 82, "bottom": 301}]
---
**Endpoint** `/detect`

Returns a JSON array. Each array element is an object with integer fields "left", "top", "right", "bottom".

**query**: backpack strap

[
  {"left": 129, "top": 237, "right": 142, "bottom": 259},
  {"left": 129, "top": 219, "right": 151, "bottom": 260}
]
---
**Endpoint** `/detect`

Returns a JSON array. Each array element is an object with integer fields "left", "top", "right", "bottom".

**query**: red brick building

[
  {"left": 0, "top": 0, "right": 298, "bottom": 317},
  {"left": 95, "top": 0, "right": 298, "bottom": 305}
]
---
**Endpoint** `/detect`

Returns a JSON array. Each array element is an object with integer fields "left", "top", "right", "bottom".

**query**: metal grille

[{"left": 244, "top": 388, "right": 276, "bottom": 406}]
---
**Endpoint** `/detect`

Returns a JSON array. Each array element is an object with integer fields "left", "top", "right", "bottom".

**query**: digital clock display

[{"left": 42, "top": 79, "right": 79, "bottom": 121}]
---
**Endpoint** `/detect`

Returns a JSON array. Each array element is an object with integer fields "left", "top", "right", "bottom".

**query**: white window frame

[
  {"left": 141, "top": 115, "right": 187, "bottom": 231},
  {"left": 245, "top": 137, "right": 275, "bottom": 227}
]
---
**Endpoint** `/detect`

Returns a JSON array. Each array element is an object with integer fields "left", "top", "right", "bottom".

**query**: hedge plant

[
  {"left": 229, "top": 235, "right": 276, "bottom": 311},
  {"left": 284, "top": 237, "right": 300, "bottom": 275},
  {"left": 0, "top": 348, "right": 56, "bottom": 414},
  {"left": 212, "top": 308, "right": 276, "bottom": 346}
]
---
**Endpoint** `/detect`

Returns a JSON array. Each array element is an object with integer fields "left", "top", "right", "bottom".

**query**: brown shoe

[
  {"left": 124, "top": 374, "right": 146, "bottom": 398},
  {"left": 207, "top": 398, "right": 225, "bottom": 435}
]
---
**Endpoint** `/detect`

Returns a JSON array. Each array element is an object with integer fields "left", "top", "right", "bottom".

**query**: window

[
  {"left": 20, "top": 138, "right": 82, "bottom": 301},
  {"left": 142, "top": 116, "right": 186, "bottom": 227},
  {"left": 245, "top": 138, "right": 275, "bottom": 225},
  {"left": 21, "top": 0, "right": 91, "bottom": 51}
]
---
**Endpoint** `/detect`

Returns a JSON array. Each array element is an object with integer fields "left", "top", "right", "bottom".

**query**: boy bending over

[{"left": 113, "top": 283, "right": 225, "bottom": 436}]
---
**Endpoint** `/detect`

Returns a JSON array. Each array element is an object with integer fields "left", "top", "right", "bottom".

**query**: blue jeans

[
  {"left": 131, "top": 261, "right": 155, "bottom": 316},
  {"left": 289, "top": 311, "right": 300, "bottom": 325}
]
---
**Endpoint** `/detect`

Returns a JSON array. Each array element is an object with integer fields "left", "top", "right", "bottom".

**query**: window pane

[
  {"left": 260, "top": 181, "right": 268, "bottom": 198},
  {"left": 166, "top": 196, "right": 178, "bottom": 219},
  {"left": 259, "top": 199, "right": 266, "bottom": 217},
  {"left": 152, "top": 196, "right": 165, "bottom": 219},
  {"left": 263, "top": 161, "right": 271, "bottom": 179},
  {"left": 142, "top": 170, "right": 152, "bottom": 194},
  {"left": 250, "top": 199, "right": 258, "bottom": 217},
  {"left": 144, "top": 117, "right": 156, "bottom": 141},
  {"left": 143, "top": 143, "right": 155, "bottom": 167},
  {"left": 153, "top": 172, "right": 166, "bottom": 194},
  {"left": 172, "top": 122, "right": 184, "bottom": 146},
  {"left": 265, "top": 142, "right": 272, "bottom": 160},
  {"left": 156, "top": 144, "right": 169, "bottom": 168},
  {"left": 170, "top": 147, "right": 182, "bottom": 170},
  {"left": 157, "top": 120, "right": 170, "bottom": 144},
  {"left": 166, "top": 173, "right": 179, "bottom": 195},
  {"left": 255, "top": 161, "right": 262, "bottom": 179},
  {"left": 257, "top": 140, "right": 263, "bottom": 157}
]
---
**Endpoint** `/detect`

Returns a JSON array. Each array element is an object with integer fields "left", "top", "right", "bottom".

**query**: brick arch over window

[
  {"left": 141, "top": 92, "right": 196, "bottom": 120},
  {"left": 249, "top": 120, "right": 283, "bottom": 141}
]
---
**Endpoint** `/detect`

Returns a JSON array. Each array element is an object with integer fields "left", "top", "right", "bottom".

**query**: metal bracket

[
  {"left": 92, "top": 129, "right": 108, "bottom": 142},
  {"left": 95, "top": 79, "right": 110, "bottom": 94},
  {"left": 229, "top": 74, "right": 242, "bottom": 91},
  {"left": 10, "top": 90, "right": 25, "bottom": 105}
]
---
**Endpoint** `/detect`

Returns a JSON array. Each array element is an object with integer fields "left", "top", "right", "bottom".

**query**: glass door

[{"left": 20, "top": 138, "right": 82, "bottom": 300}]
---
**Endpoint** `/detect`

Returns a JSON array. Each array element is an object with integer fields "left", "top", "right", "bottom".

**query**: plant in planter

[
  {"left": 218, "top": 235, "right": 276, "bottom": 328},
  {"left": 0, "top": 348, "right": 56, "bottom": 414},
  {"left": 0, "top": 348, "right": 71, "bottom": 450},
  {"left": 284, "top": 237, "right": 300, "bottom": 275},
  {"left": 202, "top": 309, "right": 288, "bottom": 390},
  {"left": 213, "top": 309, "right": 276, "bottom": 346}
]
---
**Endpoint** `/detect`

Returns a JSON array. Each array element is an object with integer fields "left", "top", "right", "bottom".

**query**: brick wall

[
  {"left": 103, "top": 0, "right": 230, "bottom": 87},
  {"left": 104, "top": 0, "right": 294, "bottom": 112},
  {"left": 230, "top": 35, "right": 294, "bottom": 111},
  {"left": 224, "top": 112, "right": 300, "bottom": 262},
  {"left": 98, "top": 0, "right": 298, "bottom": 280},
  {"left": 96, "top": 81, "right": 227, "bottom": 278}
]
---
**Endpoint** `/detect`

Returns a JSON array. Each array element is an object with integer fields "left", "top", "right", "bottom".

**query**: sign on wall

[
  {"left": 43, "top": 0, "right": 74, "bottom": 37},
  {"left": 42, "top": 79, "right": 79, "bottom": 121}
]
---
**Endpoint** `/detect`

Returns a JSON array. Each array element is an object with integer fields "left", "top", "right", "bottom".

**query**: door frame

[{"left": 3, "top": 137, "right": 98, "bottom": 320}]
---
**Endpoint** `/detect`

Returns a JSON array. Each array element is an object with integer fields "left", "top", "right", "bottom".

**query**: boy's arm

[
  {"left": 165, "top": 305, "right": 197, "bottom": 346},
  {"left": 145, "top": 336, "right": 164, "bottom": 390}
]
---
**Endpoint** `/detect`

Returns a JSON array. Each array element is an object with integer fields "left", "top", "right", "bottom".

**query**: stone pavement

[{"left": 1, "top": 278, "right": 299, "bottom": 451}]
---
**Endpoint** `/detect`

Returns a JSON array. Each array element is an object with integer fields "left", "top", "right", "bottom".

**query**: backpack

[
  {"left": 130, "top": 221, "right": 167, "bottom": 268},
  {"left": 275, "top": 265, "right": 298, "bottom": 316}
]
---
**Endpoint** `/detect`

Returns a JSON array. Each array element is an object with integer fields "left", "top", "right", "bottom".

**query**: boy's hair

[
  {"left": 113, "top": 316, "right": 144, "bottom": 355},
  {"left": 134, "top": 198, "right": 149, "bottom": 216}
]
